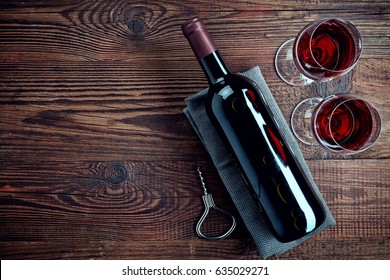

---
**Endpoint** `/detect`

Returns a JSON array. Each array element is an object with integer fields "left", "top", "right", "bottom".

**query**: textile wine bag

[{"left": 183, "top": 66, "right": 336, "bottom": 259}]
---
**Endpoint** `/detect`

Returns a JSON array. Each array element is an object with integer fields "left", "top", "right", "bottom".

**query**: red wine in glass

[
  {"left": 277, "top": 18, "right": 365, "bottom": 146},
  {"left": 312, "top": 95, "right": 381, "bottom": 154},
  {"left": 293, "top": 19, "right": 362, "bottom": 81},
  {"left": 294, "top": 19, "right": 362, "bottom": 81},
  {"left": 275, "top": 18, "right": 362, "bottom": 86}
]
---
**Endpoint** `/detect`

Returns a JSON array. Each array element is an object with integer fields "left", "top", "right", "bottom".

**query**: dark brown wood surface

[{"left": 0, "top": 0, "right": 389, "bottom": 259}]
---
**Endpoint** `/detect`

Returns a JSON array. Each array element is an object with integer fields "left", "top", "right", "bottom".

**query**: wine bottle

[{"left": 182, "top": 17, "right": 325, "bottom": 242}]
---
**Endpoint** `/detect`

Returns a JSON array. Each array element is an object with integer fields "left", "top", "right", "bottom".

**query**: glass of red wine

[
  {"left": 295, "top": 94, "right": 381, "bottom": 154},
  {"left": 275, "top": 18, "right": 362, "bottom": 86},
  {"left": 275, "top": 18, "right": 366, "bottom": 146}
]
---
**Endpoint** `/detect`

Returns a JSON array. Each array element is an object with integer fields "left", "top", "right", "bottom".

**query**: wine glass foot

[
  {"left": 291, "top": 97, "right": 323, "bottom": 145},
  {"left": 275, "top": 38, "right": 314, "bottom": 86}
]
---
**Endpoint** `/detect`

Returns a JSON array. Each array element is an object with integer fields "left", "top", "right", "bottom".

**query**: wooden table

[{"left": 1, "top": 0, "right": 389, "bottom": 260}]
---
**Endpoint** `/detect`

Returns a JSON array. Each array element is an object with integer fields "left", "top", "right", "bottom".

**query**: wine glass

[
  {"left": 275, "top": 18, "right": 362, "bottom": 87},
  {"left": 295, "top": 94, "right": 381, "bottom": 154},
  {"left": 275, "top": 18, "right": 363, "bottom": 144}
]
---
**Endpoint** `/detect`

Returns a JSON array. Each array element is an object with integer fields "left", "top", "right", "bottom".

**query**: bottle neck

[
  {"left": 200, "top": 51, "right": 230, "bottom": 85},
  {"left": 182, "top": 17, "right": 231, "bottom": 85}
]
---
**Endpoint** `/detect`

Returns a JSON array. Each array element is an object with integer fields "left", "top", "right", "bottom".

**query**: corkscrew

[{"left": 195, "top": 167, "right": 237, "bottom": 240}]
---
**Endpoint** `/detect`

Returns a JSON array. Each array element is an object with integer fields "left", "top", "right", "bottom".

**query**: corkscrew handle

[{"left": 195, "top": 168, "right": 237, "bottom": 240}]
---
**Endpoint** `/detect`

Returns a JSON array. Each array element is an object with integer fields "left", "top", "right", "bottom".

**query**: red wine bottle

[{"left": 182, "top": 17, "right": 325, "bottom": 242}]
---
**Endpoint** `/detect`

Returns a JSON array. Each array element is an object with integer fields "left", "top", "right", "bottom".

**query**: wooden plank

[
  {"left": 0, "top": 0, "right": 389, "bottom": 12},
  {"left": 0, "top": 240, "right": 259, "bottom": 260},
  {"left": 0, "top": 0, "right": 389, "bottom": 260},
  {"left": 0, "top": 6, "right": 388, "bottom": 62},
  {"left": 0, "top": 237, "right": 388, "bottom": 259},
  {"left": 1, "top": 160, "right": 388, "bottom": 248},
  {"left": 0, "top": 59, "right": 388, "bottom": 162}
]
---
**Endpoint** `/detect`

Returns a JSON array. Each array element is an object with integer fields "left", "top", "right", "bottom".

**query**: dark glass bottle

[{"left": 182, "top": 17, "right": 325, "bottom": 242}]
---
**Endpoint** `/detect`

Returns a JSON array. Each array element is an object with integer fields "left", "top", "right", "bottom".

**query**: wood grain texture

[{"left": 0, "top": 0, "right": 389, "bottom": 259}]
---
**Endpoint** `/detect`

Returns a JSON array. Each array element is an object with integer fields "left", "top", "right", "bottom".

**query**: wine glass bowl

[
  {"left": 275, "top": 18, "right": 362, "bottom": 86},
  {"left": 311, "top": 95, "right": 381, "bottom": 154},
  {"left": 294, "top": 18, "right": 362, "bottom": 82}
]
